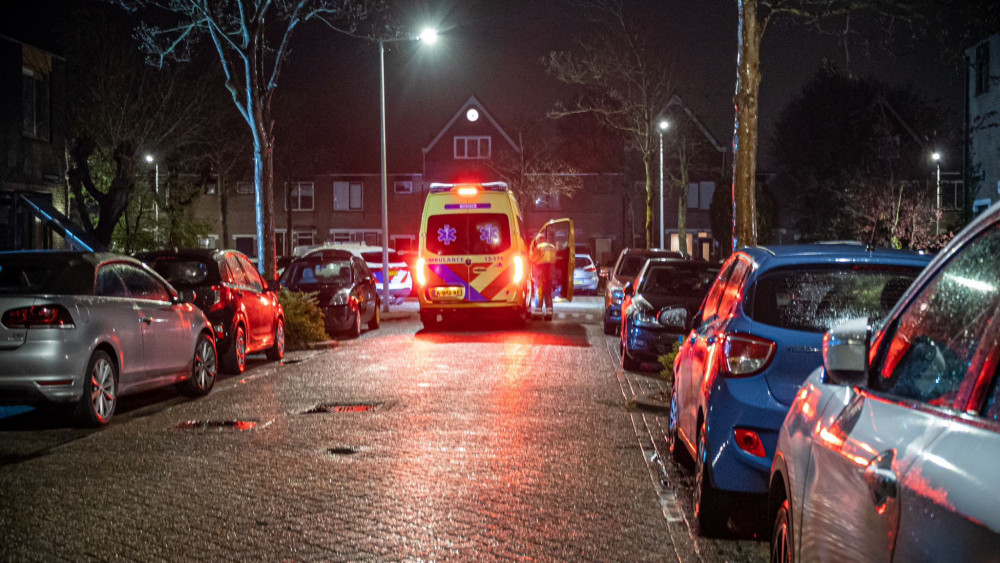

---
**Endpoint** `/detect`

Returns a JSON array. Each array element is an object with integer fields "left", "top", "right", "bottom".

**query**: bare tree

[
  {"left": 486, "top": 122, "right": 584, "bottom": 214},
  {"left": 543, "top": 0, "right": 675, "bottom": 248},
  {"left": 115, "top": 0, "right": 377, "bottom": 279},
  {"left": 64, "top": 6, "right": 218, "bottom": 249}
]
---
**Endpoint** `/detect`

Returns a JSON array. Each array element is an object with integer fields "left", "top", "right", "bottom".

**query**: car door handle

[
  {"left": 141, "top": 316, "right": 152, "bottom": 325},
  {"left": 863, "top": 449, "right": 898, "bottom": 508}
]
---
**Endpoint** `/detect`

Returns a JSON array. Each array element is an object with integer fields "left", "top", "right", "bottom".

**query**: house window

[
  {"left": 394, "top": 180, "right": 413, "bottom": 194},
  {"left": 289, "top": 182, "right": 314, "bottom": 211},
  {"left": 22, "top": 68, "right": 50, "bottom": 140},
  {"left": 976, "top": 41, "right": 991, "bottom": 95},
  {"left": 236, "top": 181, "right": 253, "bottom": 195},
  {"left": 293, "top": 231, "right": 314, "bottom": 247},
  {"left": 334, "top": 182, "right": 363, "bottom": 211},
  {"left": 534, "top": 193, "right": 560, "bottom": 210},
  {"left": 275, "top": 231, "right": 287, "bottom": 256},
  {"left": 234, "top": 235, "right": 256, "bottom": 258},
  {"left": 454, "top": 136, "right": 491, "bottom": 159},
  {"left": 687, "top": 183, "right": 700, "bottom": 209},
  {"left": 941, "top": 180, "right": 965, "bottom": 211}
]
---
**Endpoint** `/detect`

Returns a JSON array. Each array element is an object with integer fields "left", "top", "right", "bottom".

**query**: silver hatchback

[
  {"left": 769, "top": 203, "right": 1000, "bottom": 561},
  {"left": 0, "top": 251, "right": 217, "bottom": 426}
]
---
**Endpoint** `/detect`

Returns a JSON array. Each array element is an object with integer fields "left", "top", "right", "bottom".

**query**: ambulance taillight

[
  {"left": 415, "top": 258, "right": 427, "bottom": 286},
  {"left": 513, "top": 255, "right": 524, "bottom": 284}
]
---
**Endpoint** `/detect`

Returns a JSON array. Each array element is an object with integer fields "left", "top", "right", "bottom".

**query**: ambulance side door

[{"left": 536, "top": 219, "right": 575, "bottom": 302}]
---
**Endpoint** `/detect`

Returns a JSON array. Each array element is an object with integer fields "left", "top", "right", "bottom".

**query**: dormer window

[{"left": 455, "top": 136, "right": 491, "bottom": 159}]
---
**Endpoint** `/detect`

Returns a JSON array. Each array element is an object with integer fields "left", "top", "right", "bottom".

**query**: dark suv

[
  {"left": 603, "top": 248, "right": 683, "bottom": 334},
  {"left": 137, "top": 249, "right": 285, "bottom": 374}
]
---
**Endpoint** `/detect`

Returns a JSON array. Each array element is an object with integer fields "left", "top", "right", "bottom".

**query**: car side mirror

[
  {"left": 177, "top": 289, "right": 197, "bottom": 304},
  {"left": 656, "top": 306, "right": 687, "bottom": 332},
  {"left": 821, "top": 318, "right": 871, "bottom": 387},
  {"left": 686, "top": 309, "right": 703, "bottom": 332}
]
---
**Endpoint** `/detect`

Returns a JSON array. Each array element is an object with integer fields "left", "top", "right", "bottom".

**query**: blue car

[
  {"left": 669, "top": 243, "right": 931, "bottom": 536},
  {"left": 619, "top": 258, "right": 719, "bottom": 371}
]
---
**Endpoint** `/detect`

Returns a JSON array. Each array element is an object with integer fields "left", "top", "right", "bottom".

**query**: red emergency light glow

[
  {"left": 415, "top": 258, "right": 427, "bottom": 286},
  {"left": 456, "top": 187, "right": 478, "bottom": 196},
  {"left": 513, "top": 255, "right": 524, "bottom": 284}
]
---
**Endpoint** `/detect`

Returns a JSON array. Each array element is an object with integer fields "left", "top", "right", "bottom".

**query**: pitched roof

[{"left": 422, "top": 95, "right": 521, "bottom": 154}]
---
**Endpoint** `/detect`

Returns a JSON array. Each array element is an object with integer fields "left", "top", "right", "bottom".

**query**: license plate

[
  {"left": 389, "top": 269, "right": 398, "bottom": 277},
  {"left": 432, "top": 286, "right": 465, "bottom": 299}
]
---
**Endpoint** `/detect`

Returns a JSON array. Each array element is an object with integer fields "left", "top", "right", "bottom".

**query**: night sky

[{"left": 5, "top": 0, "right": 966, "bottom": 173}]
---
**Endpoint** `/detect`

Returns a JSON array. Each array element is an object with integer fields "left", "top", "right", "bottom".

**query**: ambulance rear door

[{"left": 536, "top": 219, "right": 574, "bottom": 302}]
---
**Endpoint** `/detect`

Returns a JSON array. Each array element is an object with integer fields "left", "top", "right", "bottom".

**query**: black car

[
  {"left": 280, "top": 249, "right": 380, "bottom": 338},
  {"left": 137, "top": 249, "right": 285, "bottom": 374},
  {"left": 619, "top": 258, "right": 719, "bottom": 370},
  {"left": 602, "top": 248, "right": 684, "bottom": 334}
]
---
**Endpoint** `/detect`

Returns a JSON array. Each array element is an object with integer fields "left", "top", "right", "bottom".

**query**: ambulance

[{"left": 414, "top": 181, "right": 574, "bottom": 328}]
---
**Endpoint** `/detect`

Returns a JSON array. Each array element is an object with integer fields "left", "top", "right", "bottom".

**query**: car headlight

[
  {"left": 329, "top": 290, "right": 350, "bottom": 307},
  {"left": 610, "top": 288, "right": 624, "bottom": 305},
  {"left": 633, "top": 308, "right": 660, "bottom": 328}
]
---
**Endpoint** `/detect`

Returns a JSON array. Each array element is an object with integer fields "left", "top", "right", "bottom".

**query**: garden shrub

[
  {"left": 658, "top": 340, "right": 682, "bottom": 385},
  {"left": 278, "top": 288, "right": 328, "bottom": 350}
]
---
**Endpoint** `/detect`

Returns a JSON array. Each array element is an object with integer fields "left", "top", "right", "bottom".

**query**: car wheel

[
  {"left": 368, "top": 301, "right": 381, "bottom": 330},
  {"left": 695, "top": 417, "right": 730, "bottom": 536},
  {"left": 265, "top": 318, "right": 285, "bottom": 361},
  {"left": 180, "top": 333, "right": 217, "bottom": 397},
  {"left": 222, "top": 325, "right": 247, "bottom": 374},
  {"left": 347, "top": 308, "right": 362, "bottom": 338},
  {"left": 667, "top": 389, "right": 692, "bottom": 467},
  {"left": 771, "top": 497, "right": 794, "bottom": 563},
  {"left": 76, "top": 350, "right": 117, "bottom": 427}
]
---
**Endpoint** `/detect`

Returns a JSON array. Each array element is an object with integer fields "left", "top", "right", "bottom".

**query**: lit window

[
  {"left": 236, "top": 181, "right": 253, "bottom": 195},
  {"left": 454, "top": 136, "right": 492, "bottom": 159}
]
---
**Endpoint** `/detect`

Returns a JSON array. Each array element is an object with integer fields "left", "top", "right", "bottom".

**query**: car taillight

[
  {"left": 513, "top": 255, "right": 524, "bottom": 284},
  {"left": 2, "top": 304, "right": 75, "bottom": 328},
  {"left": 584, "top": 265, "right": 596, "bottom": 272},
  {"left": 721, "top": 333, "right": 775, "bottom": 377},
  {"left": 734, "top": 428, "right": 766, "bottom": 457},
  {"left": 415, "top": 258, "right": 427, "bottom": 286},
  {"left": 206, "top": 285, "right": 229, "bottom": 312}
]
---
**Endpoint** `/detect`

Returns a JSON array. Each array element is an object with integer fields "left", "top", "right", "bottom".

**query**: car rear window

[
  {"left": 749, "top": 265, "right": 923, "bottom": 333},
  {"left": 426, "top": 213, "right": 511, "bottom": 256},
  {"left": 617, "top": 251, "right": 682, "bottom": 277},
  {"left": 148, "top": 259, "right": 214, "bottom": 288},
  {"left": 575, "top": 256, "right": 593, "bottom": 269},
  {"left": 640, "top": 264, "right": 719, "bottom": 295},
  {"left": 0, "top": 254, "right": 92, "bottom": 295},
  {"left": 284, "top": 259, "right": 353, "bottom": 286},
  {"left": 361, "top": 250, "right": 402, "bottom": 263}
]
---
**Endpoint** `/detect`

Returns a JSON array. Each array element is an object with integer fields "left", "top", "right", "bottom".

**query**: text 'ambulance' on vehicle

[{"left": 414, "top": 181, "right": 574, "bottom": 329}]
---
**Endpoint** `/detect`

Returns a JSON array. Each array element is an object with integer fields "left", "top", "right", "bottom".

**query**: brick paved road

[{"left": 0, "top": 297, "right": 767, "bottom": 562}]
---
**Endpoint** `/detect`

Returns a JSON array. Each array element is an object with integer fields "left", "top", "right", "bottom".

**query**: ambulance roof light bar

[{"left": 428, "top": 181, "right": 509, "bottom": 193}]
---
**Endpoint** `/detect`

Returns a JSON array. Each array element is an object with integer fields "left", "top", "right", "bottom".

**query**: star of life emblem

[
  {"left": 438, "top": 224, "right": 457, "bottom": 245},
  {"left": 479, "top": 223, "right": 500, "bottom": 245}
]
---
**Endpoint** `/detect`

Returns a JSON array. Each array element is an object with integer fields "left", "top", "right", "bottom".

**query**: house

[
  {"left": 0, "top": 34, "right": 77, "bottom": 251},
  {"left": 968, "top": 34, "right": 1000, "bottom": 217}
]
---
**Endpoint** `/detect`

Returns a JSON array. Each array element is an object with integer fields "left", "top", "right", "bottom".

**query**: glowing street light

[
  {"left": 145, "top": 153, "right": 159, "bottom": 244},
  {"left": 932, "top": 151, "right": 941, "bottom": 236},
  {"left": 657, "top": 119, "right": 670, "bottom": 250},
  {"left": 376, "top": 28, "right": 438, "bottom": 311}
]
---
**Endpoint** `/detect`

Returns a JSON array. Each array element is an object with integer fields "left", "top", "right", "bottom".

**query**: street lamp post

[
  {"left": 932, "top": 152, "right": 942, "bottom": 236},
  {"left": 145, "top": 154, "right": 159, "bottom": 245},
  {"left": 377, "top": 28, "right": 437, "bottom": 312},
  {"left": 657, "top": 120, "right": 670, "bottom": 249}
]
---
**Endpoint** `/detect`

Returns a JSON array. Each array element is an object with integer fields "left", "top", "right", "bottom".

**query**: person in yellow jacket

[{"left": 531, "top": 233, "right": 557, "bottom": 320}]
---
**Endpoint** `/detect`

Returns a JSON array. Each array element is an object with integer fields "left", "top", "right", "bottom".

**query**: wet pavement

[{"left": 0, "top": 297, "right": 768, "bottom": 562}]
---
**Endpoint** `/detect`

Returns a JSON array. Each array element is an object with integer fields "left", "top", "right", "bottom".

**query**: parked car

[
  {"left": 619, "top": 258, "right": 719, "bottom": 370},
  {"left": 603, "top": 248, "right": 683, "bottom": 334},
  {"left": 573, "top": 254, "right": 600, "bottom": 295},
  {"left": 669, "top": 243, "right": 931, "bottom": 535},
  {"left": 0, "top": 251, "right": 217, "bottom": 426},
  {"left": 280, "top": 248, "right": 380, "bottom": 338},
  {"left": 769, "top": 209, "right": 1000, "bottom": 561},
  {"left": 137, "top": 249, "right": 285, "bottom": 375},
  {"left": 295, "top": 243, "right": 411, "bottom": 306}
]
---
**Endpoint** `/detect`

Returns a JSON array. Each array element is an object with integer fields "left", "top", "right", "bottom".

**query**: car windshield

[
  {"left": 287, "top": 259, "right": 353, "bottom": 287},
  {"left": 148, "top": 259, "right": 213, "bottom": 288},
  {"left": 617, "top": 252, "right": 681, "bottom": 277},
  {"left": 639, "top": 264, "right": 719, "bottom": 296},
  {"left": 0, "top": 253, "right": 92, "bottom": 295},
  {"left": 749, "top": 265, "right": 923, "bottom": 333},
  {"left": 426, "top": 213, "right": 512, "bottom": 256}
]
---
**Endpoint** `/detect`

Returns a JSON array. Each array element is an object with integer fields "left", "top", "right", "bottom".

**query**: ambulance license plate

[{"left": 433, "top": 286, "right": 465, "bottom": 300}]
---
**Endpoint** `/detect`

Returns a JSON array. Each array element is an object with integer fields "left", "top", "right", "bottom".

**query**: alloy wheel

[
  {"left": 193, "top": 336, "right": 218, "bottom": 392},
  {"left": 89, "top": 356, "right": 116, "bottom": 423}
]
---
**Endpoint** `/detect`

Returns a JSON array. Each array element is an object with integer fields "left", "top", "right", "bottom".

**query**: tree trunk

[
  {"left": 644, "top": 154, "right": 654, "bottom": 248},
  {"left": 250, "top": 101, "right": 277, "bottom": 280},
  {"left": 731, "top": 0, "right": 763, "bottom": 251}
]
